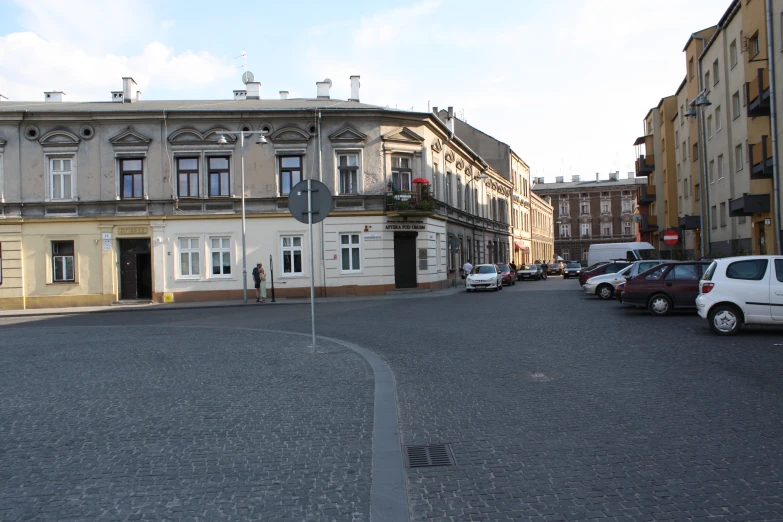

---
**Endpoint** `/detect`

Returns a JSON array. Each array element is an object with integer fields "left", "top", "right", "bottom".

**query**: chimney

[
  {"left": 349, "top": 75, "right": 360, "bottom": 101},
  {"left": 136, "top": 91, "right": 142, "bottom": 102},
  {"left": 596, "top": 172, "right": 600, "bottom": 181},
  {"left": 572, "top": 175, "right": 580, "bottom": 182},
  {"left": 279, "top": 91, "right": 289, "bottom": 100},
  {"left": 533, "top": 177, "right": 545, "bottom": 184},
  {"left": 111, "top": 91, "right": 124, "bottom": 102},
  {"left": 556, "top": 176, "right": 564, "bottom": 183},
  {"left": 122, "top": 77, "right": 137, "bottom": 103},
  {"left": 44, "top": 91, "right": 65, "bottom": 102},
  {"left": 627, "top": 171, "right": 635, "bottom": 179},
  {"left": 246, "top": 82, "right": 261, "bottom": 100},
  {"left": 447, "top": 106, "right": 455, "bottom": 137},
  {"left": 316, "top": 78, "right": 332, "bottom": 99},
  {"left": 233, "top": 90, "right": 247, "bottom": 100},
  {"left": 609, "top": 171, "right": 619, "bottom": 181}
]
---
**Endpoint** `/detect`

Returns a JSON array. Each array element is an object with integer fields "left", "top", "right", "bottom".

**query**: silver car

[
  {"left": 584, "top": 260, "right": 666, "bottom": 299},
  {"left": 516, "top": 264, "right": 542, "bottom": 281}
]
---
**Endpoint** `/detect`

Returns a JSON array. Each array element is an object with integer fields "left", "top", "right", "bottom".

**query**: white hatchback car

[
  {"left": 696, "top": 255, "right": 783, "bottom": 335},
  {"left": 466, "top": 264, "right": 503, "bottom": 292}
]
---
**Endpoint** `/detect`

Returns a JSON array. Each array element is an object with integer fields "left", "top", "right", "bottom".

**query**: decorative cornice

[
  {"left": 269, "top": 125, "right": 311, "bottom": 143},
  {"left": 328, "top": 124, "right": 367, "bottom": 142},
  {"left": 444, "top": 149, "right": 455, "bottom": 163},
  {"left": 110, "top": 126, "right": 152, "bottom": 146},
  {"left": 431, "top": 138, "right": 442, "bottom": 153},
  {"left": 381, "top": 127, "right": 424, "bottom": 144},
  {"left": 39, "top": 129, "right": 80, "bottom": 147}
]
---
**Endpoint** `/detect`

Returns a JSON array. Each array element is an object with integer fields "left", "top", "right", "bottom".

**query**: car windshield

[
  {"left": 636, "top": 249, "right": 661, "bottom": 260},
  {"left": 522, "top": 265, "right": 534, "bottom": 270},
  {"left": 585, "top": 262, "right": 608, "bottom": 272},
  {"left": 472, "top": 265, "right": 496, "bottom": 274},
  {"left": 498, "top": 265, "right": 510, "bottom": 272},
  {"left": 617, "top": 265, "right": 633, "bottom": 275},
  {"left": 567, "top": 263, "right": 581, "bottom": 268}
]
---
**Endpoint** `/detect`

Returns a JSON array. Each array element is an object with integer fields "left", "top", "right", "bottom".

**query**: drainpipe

[
  {"left": 767, "top": 0, "right": 782, "bottom": 254},
  {"left": 693, "top": 33, "right": 710, "bottom": 257}
]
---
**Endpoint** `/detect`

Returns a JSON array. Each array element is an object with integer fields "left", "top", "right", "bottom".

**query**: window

[
  {"left": 689, "top": 57, "right": 694, "bottom": 79},
  {"left": 705, "top": 71, "right": 710, "bottom": 91},
  {"left": 682, "top": 141, "right": 687, "bottom": 160},
  {"left": 665, "top": 264, "right": 700, "bottom": 281},
  {"left": 709, "top": 160, "right": 715, "bottom": 183},
  {"left": 751, "top": 33, "right": 760, "bottom": 56},
  {"left": 646, "top": 265, "right": 667, "bottom": 280},
  {"left": 730, "top": 40, "right": 738, "bottom": 68},
  {"left": 623, "top": 222, "right": 632, "bottom": 236},
  {"left": 692, "top": 143, "right": 699, "bottom": 161},
  {"left": 580, "top": 201, "right": 589, "bottom": 215},
  {"left": 695, "top": 183, "right": 700, "bottom": 201},
  {"left": 707, "top": 115, "right": 713, "bottom": 138},
  {"left": 622, "top": 200, "right": 632, "bottom": 212},
  {"left": 560, "top": 223, "right": 570, "bottom": 238},
  {"left": 720, "top": 202, "right": 727, "bottom": 227},
  {"left": 391, "top": 156, "right": 412, "bottom": 193},
  {"left": 678, "top": 196, "right": 682, "bottom": 214},
  {"left": 52, "top": 241, "right": 75, "bottom": 282},
  {"left": 456, "top": 177, "right": 463, "bottom": 209},
  {"left": 715, "top": 106, "right": 721, "bottom": 132},
  {"left": 210, "top": 237, "right": 231, "bottom": 276},
  {"left": 581, "top": 223, "right": 590, "bottom": 237},
  {"left": 727, "top": 259, "right": 768, "bottom": 280},
  {"left": 559, "top": 202, "right": 569, "bottom": 215},
  {"left": 208, "top": 157, "right": 230, "bottom": 197},
  {"left": 732, "top": 92, "right": 740, "bottom": 119},
  {"left": 445, "top": 172, "right": 452, "bottom": 205},
  {"left": 337, "top": 154, "right": 359, "bottom": 194},
  {"left": 340, "top": 234, "right": 361, "bottom": 272},
  {"left": 601, "top": 200, "right": 610, "bottom": 214},
  {"left": 179, "top": 238, "right": 200, "bottom": 278},
  {"left": 177, "top": 158, "right": 199, "bottom": 198},
  {"left": 281, "top": 236, "right": 303, "bottom": 275},
  {"left": 735, "top": 144, "right": 743, "bottom": 171},
  {"left": 50, "top": 157, "right": 73, "bottom": 200},
  {"left": 120, "top": 158, "right": 143, "bottom": 199},
  {"left": 711, "top": 205, "right": 717, "bottom": 228},
  {"left": 432, "top": 162, "right": 439, "bottom": 199},
  {"left": 717, "top": 154, "right": 724, "bottom": 180},
  {"left": 684, "top": 177, "right": 690, "bottom": 198},
  {"left": 680, "top": 105, "right": 684, "bottom": 125},
  {"left": 601, "top": 224, "right": 611, "bottom": 237},
  {"left": 713, "top": 59, "right": 719, "bottom": 85},
  {"left": 676, "top": 164, "right": 681, "bottom": 181},
  {"left": 279, "top": 156, "right": 302, "bottom": 195},
  {"left": 775, "top": 259, "right": 783, "bottom": 282}
]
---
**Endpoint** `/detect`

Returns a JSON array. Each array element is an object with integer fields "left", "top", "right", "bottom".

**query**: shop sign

[
  {"left": 363, "top": 233, "right": 382, "bottom": 240},
  {"left": 385, "top": 223, "right": 425, "bottom": 230},
  {"left": 117, "top": 227, "right": 149, "bottom": 235}
]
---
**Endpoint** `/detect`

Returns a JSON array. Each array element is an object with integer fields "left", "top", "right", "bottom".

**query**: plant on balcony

[
  {"left": 414, "top": 199, "right": 435, "bottom": 211},
  {"left": 397, "top": 201, "right": 412, "bottom": 210}
]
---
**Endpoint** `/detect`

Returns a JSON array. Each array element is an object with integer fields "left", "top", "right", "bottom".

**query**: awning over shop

[{"left": 514, "top": 241, "right": 529, "bottom": 251}]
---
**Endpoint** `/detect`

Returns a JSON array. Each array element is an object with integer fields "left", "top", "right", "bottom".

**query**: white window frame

[
  {"left": 601, "top": 200, "right": 610, "bottom": 214},
  {"left": 735, "top": 144, "right": 743, "bottom": 171},
  {"left": 336, "top": 151, "right": 361, "bottom": 195},
  {"left": 51, "top": 240, "right": 76, "bottom": 283},
  {"left": 178, "top": 237, "right": 202, "bottom": 279},
  {"left": 559, "top": 223, "right": 570, "bottom": 238},
  {"left": 715, "top": 106, "right": 721, "bottom": 132},
  {"left": 339, "top": 233, "right": 361, "bottom": 273},
  {"left": 281, "top": 235, "right": 304, "bottom": 276},
  {"left": 713, "top": 59, "right": 719, "bottom": 86},
  {"left": 581, "top": 223, "right": 590, "bottom": 237},
  {"left": 730, "top": 40, "right": 738, "bottom": 68},
  {"left": 717, "top": 154, "right": 724, "bottom": 180},
  {"left": 209, "top": 236, "right": 233, "bottom": 278},
  {"left": 601, "top": 223, "right": 612, "bottom": 237},
  {"left": 47, "top": 155, "right": 76, "bottom": 201},
  {"left": 709, "top": 159, "right": 715, "bottom": 183},
  {"left": 732, "top": 92, "right": 740, "bottom": 120},
  {"left": 391, "top": 155, "right": 412, "bottom": 192},
  {"left": 707, "top": 115, "right": 713, "bottom": 139},
  {"left": 623, "top": 222, "right": 632, "bottom": 236},
  {"left": 622, "top": 200, "right": 632, "bottom": 212}
]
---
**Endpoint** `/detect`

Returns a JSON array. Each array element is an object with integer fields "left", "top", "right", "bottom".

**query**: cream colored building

[
  {"left": 530, "top": 191, "right": 554, "bottom": 263},
  {"left": 0, "top": 77, "right": 518, "bottom": 309}
]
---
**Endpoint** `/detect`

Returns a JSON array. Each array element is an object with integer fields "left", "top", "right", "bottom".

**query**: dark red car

[
  {"left": 620, "top": 261, "right": 711, "bottom": 316},
  {"left": 578, "top": 261, "right": 631, "bottom": 286},
  {"left": 497, "top": 264, "right": 515, "bottom": 286}
]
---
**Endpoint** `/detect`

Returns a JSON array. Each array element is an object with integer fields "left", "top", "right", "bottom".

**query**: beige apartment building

[{"left": 530, "top": 191, "right": 553, "bottom": 263}]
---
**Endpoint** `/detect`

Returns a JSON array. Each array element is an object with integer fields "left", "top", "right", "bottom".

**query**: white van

[{"left": 587, "top": 242, "right": 659, "bottom": 267}]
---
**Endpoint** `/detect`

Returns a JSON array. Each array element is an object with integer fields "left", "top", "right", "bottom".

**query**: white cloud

[{"left": 353, "top": 0, "right": 442, "bottom": 48}]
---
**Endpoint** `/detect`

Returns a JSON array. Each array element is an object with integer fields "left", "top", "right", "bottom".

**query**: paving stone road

[{"left": 1, "top": 277, "right": 782, "bottom": 521}]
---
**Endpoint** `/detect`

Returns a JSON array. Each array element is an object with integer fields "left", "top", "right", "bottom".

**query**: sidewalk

[{"left": 0, "top": 284, "right": 466, "bottom": 318}]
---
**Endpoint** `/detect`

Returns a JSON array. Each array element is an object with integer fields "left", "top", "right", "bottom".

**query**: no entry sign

[{"left": 663, "top": 229, "right": 679, "bottom": 245}]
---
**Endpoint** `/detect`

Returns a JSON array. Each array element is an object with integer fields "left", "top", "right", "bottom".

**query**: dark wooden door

[
  {"left": 120, "top": 252, "right": 138, "bottom": 299},
  {"left": 136, "top": 253, "right": 152, "bottom": 298},
  {"left": 393, "top": 232, "right": 417, "bottom": 289}
]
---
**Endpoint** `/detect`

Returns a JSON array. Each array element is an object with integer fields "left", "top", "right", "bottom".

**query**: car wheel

[
  {"left": 494, "top": 281, "right": 500, "bottom": 291},
  {"left": 648, "top": 294, "right": 672, "bottom": 316},
  {"left": 597, "top": 284, "right": 614, "bottom": 300},
  {"left": 708, "top": 304, "right": 742, "bottom": 336}
]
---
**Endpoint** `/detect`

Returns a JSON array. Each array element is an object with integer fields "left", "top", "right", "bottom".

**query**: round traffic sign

[
  {"left": 288, "top": 179, "right": 334, "bottom": 224},
  {"left": 663, "top": 229, "right": 679, "bottom": 245}
]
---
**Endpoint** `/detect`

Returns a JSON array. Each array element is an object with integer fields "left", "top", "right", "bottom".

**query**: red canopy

[{"left": 412, "top": 177, "right": 430, "bottom": 184}]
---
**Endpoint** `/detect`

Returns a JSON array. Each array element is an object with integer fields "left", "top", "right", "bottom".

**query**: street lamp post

[
  {"left": 216, "top": 130, "right": 268, "bottom": 303},
  {"left": 685, "top": 93, "right": 711, "bottom": 258}
]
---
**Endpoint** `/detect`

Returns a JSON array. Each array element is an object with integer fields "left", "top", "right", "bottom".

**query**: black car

[{"left": 562, "top": 262, "right": 582, "bottom": 279}]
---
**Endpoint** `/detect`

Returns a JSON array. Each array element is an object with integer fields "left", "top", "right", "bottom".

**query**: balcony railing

[
  {"left": 746, "top": 67, "right": 771, "bottom": 117},
  {"left": 635, "top": 154, "right": 655, "bottom": 176},
  {"left": 641, "top": 214, "right": 658, "bottom": 232},
  {"left": 749, "top": 135, "right": 774, "bottom": 180},
  {"left": 639, "top": 184, "right": 656, "bottom": 203},
  {"left": 729, "top": 193, "right": 770, "bottom": 217},
  {"left": 385, "top": 191, "right": 438, "bottom": 214}
]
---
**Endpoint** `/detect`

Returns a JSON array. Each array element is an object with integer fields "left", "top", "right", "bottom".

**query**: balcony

[
  {"left": 729, "top": 193, "right": 770, "bottom": 217},
  {"left": 639, "top": 184, "right": 656, "bottom": 204},
  {"left": 641, "top": 214, "right": 658, "bottom": 233},
  {"left": 386, "top": 191, "right": 439, "bottom": 215},
  {"left": 635, "top": 154, "right": 655, "bottom": 176},
  {"left": 746, "top": 67, "right": 771, "bottom": 117},
  {"left": 678, "top": 215, "right": 701, "bottom": 230},
  {"left": 748, "top": 136, "right": 774, "bottom": 180}
]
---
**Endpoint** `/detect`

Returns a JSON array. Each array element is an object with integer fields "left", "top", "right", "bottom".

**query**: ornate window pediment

[
  {"left": 39, "top": 130, "right": 80, "bottom": 147},
  {"left": 444, "top": 149, "right": 455, "bottom": 163},
  {"left": 110, "top": 127, "right": 152, "bottom": 146},
  {"left": 168, "top": 127, "right": 235, "bottom": 146},
  {"left": 382, "top": 127, "right": 424, "bottom": 144},
  {"left": 455, "top": 158, "right": 465, "bottom": 170},
  {"left": 431, "top": 138, "right": 443, "bottom": 153},
  {"left": 270, "top": 126, "right": 311, "bottom": 143},
  {"left": 329, "top": 124, "right": 367, "bottom": 143}
]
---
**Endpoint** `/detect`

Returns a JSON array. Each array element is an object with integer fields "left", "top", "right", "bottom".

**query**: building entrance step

[
  {"left": 111, "top": 300, "right": 154, "bottom": 306},
  {"left": 385, "top": 288, "right": 431, "bottom": 295}
]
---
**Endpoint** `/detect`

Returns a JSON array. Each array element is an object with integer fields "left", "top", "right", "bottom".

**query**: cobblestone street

[{"left": 1, "top": 277, "right": 782, "bottom": 521}]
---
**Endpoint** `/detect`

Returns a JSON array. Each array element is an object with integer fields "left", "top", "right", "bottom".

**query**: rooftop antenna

[{"left": 235, "top": 52, "right": 254, "bottom": 84}]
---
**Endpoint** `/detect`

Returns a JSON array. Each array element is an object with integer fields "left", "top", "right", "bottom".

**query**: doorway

[
  {"left": 119, "top": 238, "right": 152, "bottom": 300},
  {"left": 393, "top": 232, "right": 417, "bottom": 289}
]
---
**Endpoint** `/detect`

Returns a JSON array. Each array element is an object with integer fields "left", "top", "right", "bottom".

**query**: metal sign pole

[
  {"left": 269, "top": 254, "right": 276, "bottom": 303},
  {"left": 308, "top": 178, "right": 316, "bottom": 352}
]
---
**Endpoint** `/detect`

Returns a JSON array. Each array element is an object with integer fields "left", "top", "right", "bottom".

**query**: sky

[{"left": 0, "top": 0, "right": 731, "bottom": 182}]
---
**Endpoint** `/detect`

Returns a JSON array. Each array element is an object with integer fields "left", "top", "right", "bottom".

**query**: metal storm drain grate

[
  {"left": 403, "top": 444, "right": 455, "bottom": 468},
  {"left": 514, "top": 371, "right": 562, "bottom": 382}
]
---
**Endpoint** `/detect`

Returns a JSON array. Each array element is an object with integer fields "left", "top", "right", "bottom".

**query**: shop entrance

[
  {"left": 119, "top": 238, "right": 152, "bottom": 300},
  {"left": 393, "top": 231, "right": 417, "bottom": 289}
]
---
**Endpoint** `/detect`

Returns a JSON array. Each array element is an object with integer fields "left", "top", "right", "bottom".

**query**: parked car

[
  {"left": 535, "top": 264, "right": 548, "bottom": 280},
  {"left": 547, "top": 262, "right": 562, "bottom": 275},
  {"left": 578, "top": 261, "right": 631, "bottom": 286},
  {"left": 587, "top": 242, "right": 660, "bottom": 266},
  {"left": 562, "top": 262, "right": 582, "bottom": 279},
  {"left": 497, "top": 264, "right": 516, "bottom": 286},
  {"left": 516, "top": 264, "right": 542, "bottom": 281},
  {"left": 620, "top": 261, "right": 712, "bottom": 316},
  {"left": 584, "top": 260, "right": 666, "bottom": 299},
  {"left": 466, "top": 264, "right": 503, "bottom": 292},
  {"left": 696, "top": 256, "right": 783, "bottom": 335}
]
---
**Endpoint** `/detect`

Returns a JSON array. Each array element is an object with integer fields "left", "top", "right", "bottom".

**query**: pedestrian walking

[
  {"left": 462, "top": 260, "right": 473, "bottom": 279},
  {"left": 252, "top": 262, "right": 267, "bottom": 303}
]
